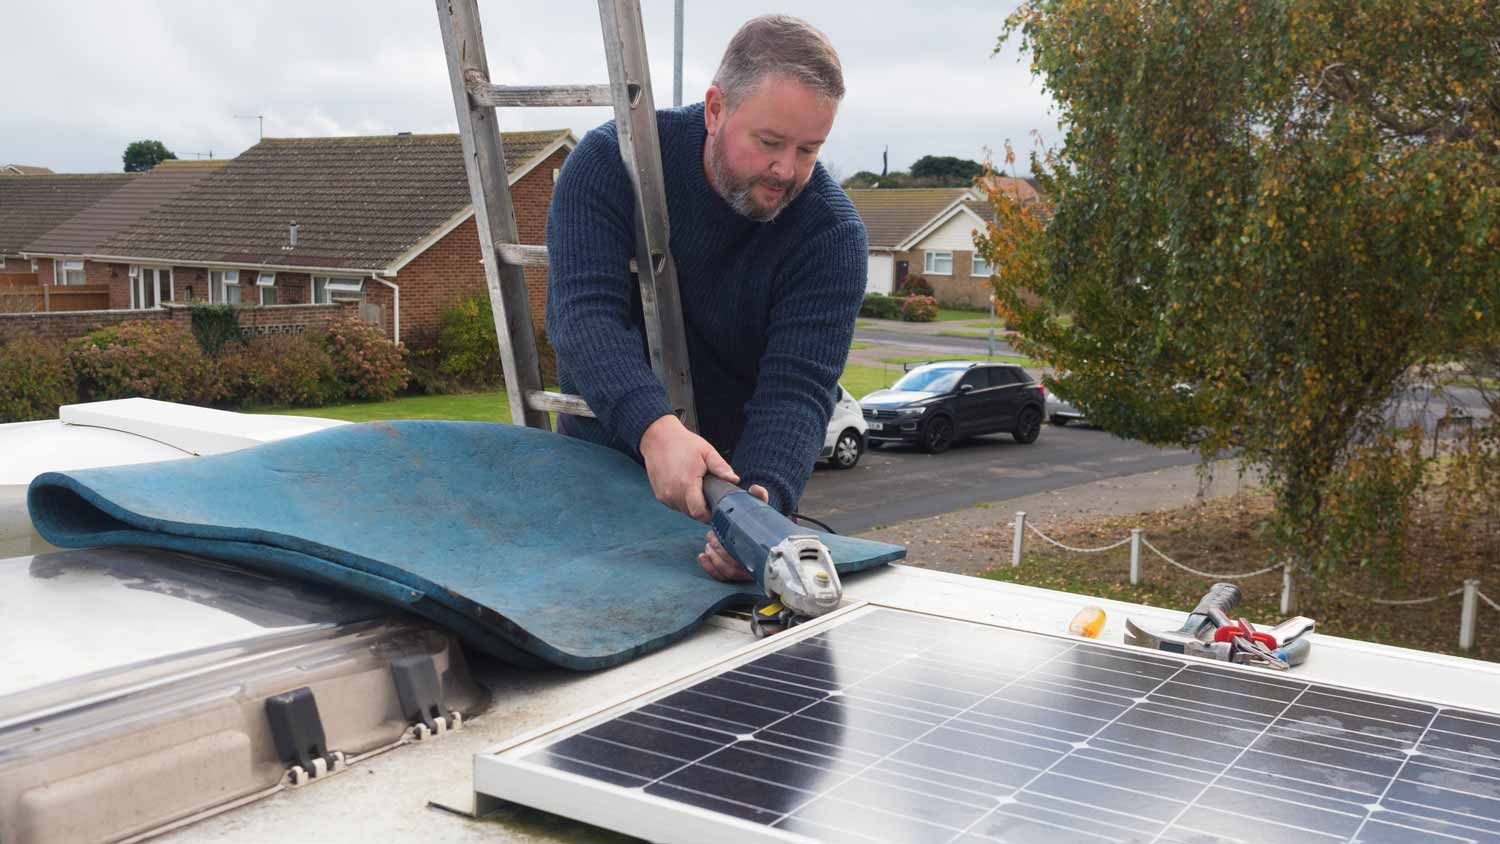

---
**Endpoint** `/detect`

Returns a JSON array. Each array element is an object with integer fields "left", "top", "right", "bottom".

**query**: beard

[{"left": 707, "top": 136, "right": 805, "bottom": 223}]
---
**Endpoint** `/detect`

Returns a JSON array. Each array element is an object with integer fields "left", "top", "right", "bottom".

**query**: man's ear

[{"left": 703, "top": 85, "right": 724, "bottom": 135}]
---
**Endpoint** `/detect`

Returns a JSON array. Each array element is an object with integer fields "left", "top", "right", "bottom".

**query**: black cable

[{"left": 791, "top": 512, "right": 837, "bottom": 534}]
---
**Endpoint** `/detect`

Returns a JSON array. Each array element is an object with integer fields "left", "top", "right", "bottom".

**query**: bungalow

[
  {"left": 22, "top": 160, "right": 227, "bottom": 296},
  {"left": 0, "top": 173, "right": 133, "bottom": 276},
  {"left": 81, "top": 130, "right": 575, "bottom": 343},
  {"left": 1, "top": 164, "right": 54, "bottom": 175},
  {"left": 846, "top": 177, "right": 1042, "bottom": 308}
]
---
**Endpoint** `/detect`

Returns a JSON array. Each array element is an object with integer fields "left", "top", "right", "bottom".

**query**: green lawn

[
  {"left": 878, "top": 353, "right": 1039, "bottom": 368},
  {"left": 936, "top": 308, "right": 993, "bottom": 322},
  {"left": 855, "top": 320, "right": 877, "bottom": 328},
  {"left": 263, "top": 365, "right": 905, "bottom": 424},
  {"left": 938, "top": 329, "right": 1005, "bottom": 340},
  {"left": 849, "top": 340, "right": 872, "bottom": 350},
  {"left": 262, "top": 391, "right": 515, "bottom": 424}
]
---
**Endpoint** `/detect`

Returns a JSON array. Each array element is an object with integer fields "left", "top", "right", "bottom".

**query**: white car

[{"left": 819, "top": 384, "right": 868, "bottom": 469}]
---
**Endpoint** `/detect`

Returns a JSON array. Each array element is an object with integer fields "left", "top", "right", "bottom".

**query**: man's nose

[{"left": 768, "top": 148, "right": 796, "bottom": 180}]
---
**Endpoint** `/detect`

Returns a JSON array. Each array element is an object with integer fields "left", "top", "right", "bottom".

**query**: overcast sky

[{"left": 3, "top": 1, "right": 1055, "bottom": 179}]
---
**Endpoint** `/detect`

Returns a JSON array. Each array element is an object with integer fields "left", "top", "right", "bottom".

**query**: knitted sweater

[{"left": 545, "top": 103, "right": 867, "bottom": 513}]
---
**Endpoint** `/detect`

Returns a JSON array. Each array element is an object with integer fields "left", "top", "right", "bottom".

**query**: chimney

[{"left": 289, "top": 221, "right": 298, "bottom": 248}]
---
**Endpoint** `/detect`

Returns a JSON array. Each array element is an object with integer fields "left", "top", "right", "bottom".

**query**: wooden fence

[{"left": 0, "top": 276, "right": 111, "bottom": 313}]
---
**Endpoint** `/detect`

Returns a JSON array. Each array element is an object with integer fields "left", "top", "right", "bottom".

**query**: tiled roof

[
  {"left": 2, "top": 165, "right": 55, "bottom": 175},
  {"left": 0, "top": 173, "right": 134, "bottom": 255},
  {"left": 843, "top": 188, "right": 970, "bottom": 249},
  {"left": 96, "top": 130, "right": 573, "bottom": 271},
  {"left": 24, "top": 160, "right": 228, "bottom": 257}
]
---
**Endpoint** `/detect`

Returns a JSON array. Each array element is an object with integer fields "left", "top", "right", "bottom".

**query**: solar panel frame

[{"left": 473, "top": 603, "right": 1500, "bottom": 844}]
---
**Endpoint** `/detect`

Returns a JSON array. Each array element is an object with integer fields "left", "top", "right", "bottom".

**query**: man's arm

[
  {"left": 733, "top": 219, "right": 868, "bottom": 513},
  {"left": 546, "top": 130, "right": 737, "bottom": 520}
]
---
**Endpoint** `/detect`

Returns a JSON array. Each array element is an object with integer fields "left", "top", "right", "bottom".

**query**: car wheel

[
  {"left": 829, "top": 429, "right": 862, "bottom": 469},
  {"left": 921, "top": 416, "right": 955, "bottom": 454},
  {"left": 1049, "top": 414, "right": 1069, "bottom": 427},
  {"left": 1013, "top": 406, "right": 1043, "bottom": 444}
]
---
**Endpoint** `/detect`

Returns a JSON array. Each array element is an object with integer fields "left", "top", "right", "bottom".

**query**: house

[
  {"left": 1, "top": 164, "right": 55, "bottom": 175},
  {"left": 846, "top": 177, "right": 1042, "bottom": 308},
  {"left": 21, "top": 161, "right": 227, "bottom": 299},
  {"left": 0, "top": 173, "right": 133, "bottom": 276},
  {"left": 83, "top": 130, "right": 575, "bottom": 343}
]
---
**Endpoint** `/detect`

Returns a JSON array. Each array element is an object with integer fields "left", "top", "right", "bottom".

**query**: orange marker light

[{"left": 1068, "top": 606, "right": 1106, "bottom": 638}]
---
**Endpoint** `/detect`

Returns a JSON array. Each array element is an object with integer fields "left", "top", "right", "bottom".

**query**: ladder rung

[
  {"left": 497, "top": 244, "right": 549, "bottom": 267},
  {"left": 469, "top": 83, "right": 613, "bottom": 108},
  {"left": 525, "top": 390, "right": 595, "bottom": 417}
]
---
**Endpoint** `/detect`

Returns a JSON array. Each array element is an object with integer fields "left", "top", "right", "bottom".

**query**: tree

[
  {"left": 122, "top": 140, "right": 177, "bottom": 172},
  {"left": 909, "top": 155, "right": 983, "bottom": 185},
  {"left": 980, "top": 0, "right": 1500, "bottom": 574}
]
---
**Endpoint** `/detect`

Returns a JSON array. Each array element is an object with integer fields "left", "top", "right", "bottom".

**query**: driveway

[{"left": 800, "top": 422, "right": 1199, "bottom": 534}]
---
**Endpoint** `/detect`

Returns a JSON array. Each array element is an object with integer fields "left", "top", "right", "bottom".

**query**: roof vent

[
  {"left": 287, "top": 221, "right": 298, "bottom": 251},
  {"left": 396, "top": 131, "right": 412, "bottom": 137}
]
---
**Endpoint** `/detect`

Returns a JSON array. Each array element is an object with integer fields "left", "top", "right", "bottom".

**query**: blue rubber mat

[{"left": 27, "top": 421, "right": 904, "bottom": 669}]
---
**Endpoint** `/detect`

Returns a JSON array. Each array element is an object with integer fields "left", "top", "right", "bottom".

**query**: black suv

[{"left": 860, "top": 361, "right": 1046, "bottom": 453}]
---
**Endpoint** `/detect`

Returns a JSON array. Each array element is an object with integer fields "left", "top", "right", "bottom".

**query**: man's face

[{"left": 703, "top": 75, "right": 837, "bottom": 222}]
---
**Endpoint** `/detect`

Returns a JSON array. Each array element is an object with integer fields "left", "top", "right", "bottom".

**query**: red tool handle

[{"left": 1212, "top": 618, "right": 1277, "bottom": 649}]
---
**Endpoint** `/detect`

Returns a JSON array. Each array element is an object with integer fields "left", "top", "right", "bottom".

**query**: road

[{"left": 800, "top": 422, "right": 1200, "bottom": 535}]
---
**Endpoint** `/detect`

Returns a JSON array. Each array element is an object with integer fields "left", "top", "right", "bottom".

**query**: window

[
  {"left": 972, "top": 253, "right": 992, "bottom": 277},
  {"left": 257, "top": 272, "right": 277, "bottom": 306},
  {"left": 959, "top": 369, "right": 991, "bottom": 391},
  {"left": 989, "top": 366, "right": 1023, "bottom": 386},
  {"left": 55, "top": 260, "right": 85, "bottom": 285},
  {"left": 313, "top": 276, "right": 364, "bottom": 304},
  {"left": 30, "top": 259, "right": 38, "bottom": 272},
  {"left": 129, "top": 266, "right": 168, "bottom": 309},
  {"left": 923, "top": 250, "right": 953, "bottom": 275},
  {"left": 210, "top": 270, "right": 240, "bottom": 304},
  {"left": 0, "top": 256, "right": 6, "bottom": 269}
]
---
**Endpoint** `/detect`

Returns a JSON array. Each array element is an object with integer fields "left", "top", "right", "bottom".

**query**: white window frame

[
  {"left": 128, "top": 266, "right": 169, "bottom": 309},
  {"left": 55, "top": 259, "right": 85, "bottom": 286},
  {"left": 0, "top": 256, "right": 6, "bottom": 269},
  {"left": 314, "top": 275, "right": 365, "bottom": 304},
  {"left": 971, "top": 253, "right": 992, "bottom": 277},
  {"left": 924, "top": 250, "right": 953, "bottom": 276},
  {"left": 29, "top": 259, "right": 38, "bottom": 272},
  {"left": 256, "top": 272, "right": 277, "bottom": 306},
  {"left": 210, "top": 269, "right": 241, "bottom": 304}
]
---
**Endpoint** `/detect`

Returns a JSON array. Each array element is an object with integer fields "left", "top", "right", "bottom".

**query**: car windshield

[{"left": 891, "top": 366, "right": 965, "bottom": 394}]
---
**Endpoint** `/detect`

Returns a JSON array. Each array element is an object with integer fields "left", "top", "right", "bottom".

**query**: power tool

[{"left": 703, "top": 477, "right": 842, "bottom": 636}]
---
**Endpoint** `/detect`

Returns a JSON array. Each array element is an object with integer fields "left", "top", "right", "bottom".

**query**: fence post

[
  {"left": 1129, "top": 529, "right": 1142, "bottom": 585},
  {"left": 1460, "top": 579, "right": 1480, "bottom": 651},
  {"left": 1281, "top": 566, "right": 1296, "bottom": 615},
  {"left": 1011, "top": 512, "right": 1026, "bottom": 568}
]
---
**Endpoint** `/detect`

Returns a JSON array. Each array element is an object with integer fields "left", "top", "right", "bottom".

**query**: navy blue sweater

[{"left": 545, "top": 103, "right": 867, "bottom": 513}]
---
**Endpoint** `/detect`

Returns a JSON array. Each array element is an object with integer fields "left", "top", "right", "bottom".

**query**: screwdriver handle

[{"left": 1273, "top": 637, "right": 1311, "bottom": 667}]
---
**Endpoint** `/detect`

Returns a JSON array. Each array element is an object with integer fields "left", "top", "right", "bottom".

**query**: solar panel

[{"left": 475, "top": 606, "right": 1500, "bottom": 844}]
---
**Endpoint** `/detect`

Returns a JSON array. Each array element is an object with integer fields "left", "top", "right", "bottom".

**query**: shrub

[
  {"left": 189, "top": 304, "right": 243, "bottom": 356},
  {"left": 323, "top": 315, "right": 409, "bottom": 401},
  {"left": 68, "top": 320, "right": 219, "bottom": 404},
  {"left": 218, "top": 334, "right": 341, "bottom": 408},
  {"left": 901, "top": 294, "right": 939, "bottom": 322},
  {"left": 0, "top": 335, "right": 76, "bottom": 423},
  {"left": 897, "top": 275, "right": 935, "bottom": 297},
  {"left": 438, "top": 296, "right": 501, "bottom": 386},
  {"left": 401, "top": 326, "right": 458, "bottom": 395},
  {"left": 859, "top": 293, "right": 902, "bottom": 320}
]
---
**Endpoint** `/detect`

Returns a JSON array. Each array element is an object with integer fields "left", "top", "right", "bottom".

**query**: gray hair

[{"left": 712, "top": 15, "right": 845, "bottom": 111}]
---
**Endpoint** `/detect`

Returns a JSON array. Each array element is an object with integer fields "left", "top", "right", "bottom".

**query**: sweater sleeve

[
  {"left": 734, "top": 219, "right": 868, "bottom": 513},
  {"left": 545, "top": 130, "right": 674, "bottom": 452}
]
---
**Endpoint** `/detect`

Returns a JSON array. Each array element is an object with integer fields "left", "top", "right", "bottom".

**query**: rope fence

[{"left": 1008, "top": 510, "right": 1496, "bottom": 652}]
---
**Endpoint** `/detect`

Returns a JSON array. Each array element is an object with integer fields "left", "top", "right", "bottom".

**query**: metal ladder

[{"left": 435, "top": 0, "right": 696, "bottom": 432}]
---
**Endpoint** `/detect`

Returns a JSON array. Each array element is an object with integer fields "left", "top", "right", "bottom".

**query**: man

[{"left": 546, "top": 15, "right": 866, "bottom": 582}]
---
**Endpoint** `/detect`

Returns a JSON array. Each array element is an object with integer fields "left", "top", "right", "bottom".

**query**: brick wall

[
  {"left": 390, "top": 147, "right": 567, "bottom": 343},
  {"left": 912, "top": 248, "right": 990, "bottom": 309},
  {"left": 0, "top": 300, "right": 357, "bottom": 344},
  {"left": 0, "top": 254, "right": 32, "bottom": 274}
]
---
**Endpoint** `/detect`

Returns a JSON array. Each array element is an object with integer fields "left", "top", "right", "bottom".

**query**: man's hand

[
  {"left": 699, "top": 484, "right": 769, "bottom": 582},
  {"left": 639, "top": 414, "right": 739, "bottom": 521}
]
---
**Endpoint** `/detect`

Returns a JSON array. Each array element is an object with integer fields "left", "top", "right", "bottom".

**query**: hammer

[{"left": 1123, "top": 582, "right": 1241, "bottom": 659}]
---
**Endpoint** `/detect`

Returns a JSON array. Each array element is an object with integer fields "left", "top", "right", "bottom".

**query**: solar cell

[{"left": 478, "top": 607, "right": 1500, "bottom": 843}]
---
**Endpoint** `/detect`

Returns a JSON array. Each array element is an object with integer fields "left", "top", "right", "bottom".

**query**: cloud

[{"left": 0, "top": 0, "right": 1054, "bottom": 176}]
